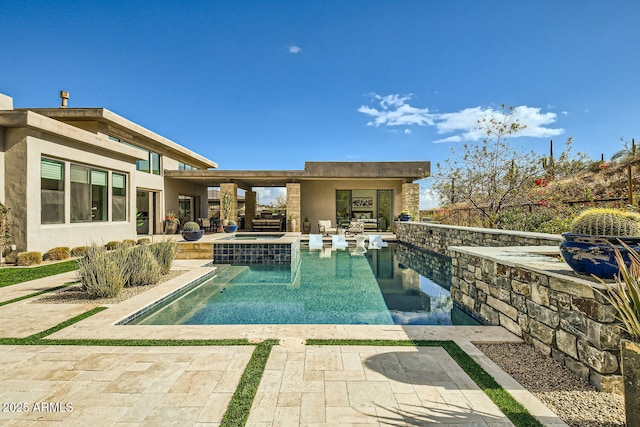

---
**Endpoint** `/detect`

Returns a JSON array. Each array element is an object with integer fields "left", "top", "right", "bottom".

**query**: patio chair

[
  {"left": 346, "top": 221, "right": 364, "bottom": 236},
  {"left": 368, "top": 234, "right": 389, "bottom": 250},
  {"left": 309, "top": 234, "right": 323, "bottom": 250},
  {"left": 318, "top": 220, "right": 337, "bottom": 236},
  {"left": 199, "top": 218, "right": 212, "bottom": 232},
  {"left": 331, "top": 234, "right": 348, "bottom": 250}
]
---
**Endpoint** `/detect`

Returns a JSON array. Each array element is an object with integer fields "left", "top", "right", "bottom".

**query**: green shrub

[
  {"left": 148, "top": 239, "right": 177, "bottom": 275},
  {"left": 43, "top": 247, "right": 71, "bottom": 261},
  {"left": 125, "top": 245, "right": 161, "bottom": 287},
  {"left": 122, "top": 239, "right": 136, "bottom": 247},
  {"left": 76, "top": 245, "right": 127, "bottom": 298},
  {"left": 71, "top": 246, "right": 90, "bottom": 257},
  {"left": 16, "top": 251, "right": 42, "bottom": 266},
  {"left": 227, "top": 220, "right": 237, "bottom": 226},
  {"left": 182, "top": 221, "right": 200, "bottom": 231},
  {"left": 105, "top": 241, "right": 122, "bottom": 250},
  {"left": 137, "top": 238, "right": 151, "bottom": 245}
]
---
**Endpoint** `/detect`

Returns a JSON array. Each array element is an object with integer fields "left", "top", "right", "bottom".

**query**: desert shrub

[
  {"left": 71, "top": 246, "right": 90, "bottom": 257},
  {"left": 43, "top": 247, "right": 71, "bottom": 261},
  {"left": 137, "top": 238, "right": 151, "bottom": 245},
  {"left": 182, "top": 221, "right": 200, "bottom": 231},
  {"left": 76, "top": 245, "right": 127, "bottom": 298},
  {"left": 148, "top": 239, "right": 177, "bottom": 275},
  {"left": 122, "top": 239, "right": 136, "bottom": 247},
  {"left": 125, "top": 245, "right": 161, "bottom": 287},
  {"left": 16, "top": 251, "right": 42, "bottom": 266},
  {"left": 105, "top": 241, "right": 122, "bottom": 250}
]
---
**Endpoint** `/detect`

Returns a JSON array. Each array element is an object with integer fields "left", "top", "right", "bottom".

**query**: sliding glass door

[{"left": 377, "top": 190, "right": 393, "bottom": 231}]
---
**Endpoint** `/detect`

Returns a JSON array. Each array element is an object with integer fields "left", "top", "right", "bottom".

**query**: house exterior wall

[
  {"left": 10, "top": 131, "right": 138, "bottom": 253},
  {"left": 0, "top": 96, "right": 216, "bottom": 254},
  {"left": 300, "top": 180, "right": 404, "bottom": 232}
]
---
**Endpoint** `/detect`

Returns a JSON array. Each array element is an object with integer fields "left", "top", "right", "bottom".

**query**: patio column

[
  {"left": 220, "top": 182, "right": 238, "bottom": 223},
  {"left": 401, "top": 183, "right": 420, "bottom": 219},
  {"left": 245, "top": 190, "right": 256, "bottom": 231},
  {"left": 286, "top": 182, "right": 300, "bottom": 232}
]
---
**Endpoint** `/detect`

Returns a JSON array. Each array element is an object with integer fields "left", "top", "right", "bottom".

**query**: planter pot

[
  {"left": 223, "top": 225, "right": 237, "bottom": 233},
  {"left": 559, "top": 232, "right": 640, "bottom": 279},
  {"left": 303, "top": 222, "right": 311, "bottom": 234},
  {"left": 399, "top": 214, "right": 412, "bottom": 222},
  {"left": 622, "top": 340, "right": 640, "bottom": 427},
  {"left": 164, "top": 221, "right": 178, "bottom": 235},
  {"left": 181, "top": 230, "right": 204, "bottom": 241}
]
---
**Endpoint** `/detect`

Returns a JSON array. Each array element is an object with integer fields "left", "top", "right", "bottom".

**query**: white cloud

[
  {"left": 420, "top": 186, "right": 441, "bottom": 210},
  {"left": 255, "top": 187, "right": 286, "bottom": 206},
  {"left": 358, "top": 95, "right": 565, "bottom": 143},
  {"left": 288, "top": 45, "right": 301, "bottom": 54},
  {"left": 357, "top": 93, "right": 436, "bottom": 128},
  {"left": 433, "top": 105, "right": 564, "bottom": 143}
]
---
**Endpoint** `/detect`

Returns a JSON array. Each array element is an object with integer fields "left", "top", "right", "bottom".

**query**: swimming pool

[{"left": 127, "top": 243, "right": 479, "bottom": 326}]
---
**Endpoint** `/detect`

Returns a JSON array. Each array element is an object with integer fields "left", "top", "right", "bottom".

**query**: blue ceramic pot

[
  {"left": 223, "top": 225, "right": 237, "bottom": 233},
  {"left": 559, "top": 232, "right": 640, "bottom": 279},
  {"left": 399, "top": 214, "right": 412, "bottom": 222},
  {"left": 181, "top": 230, "right": 204, "bottom": 241}
]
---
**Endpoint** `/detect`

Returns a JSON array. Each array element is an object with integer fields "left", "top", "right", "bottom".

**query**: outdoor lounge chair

[
  {"left": 368, "top": 234, "right": 389, "bottom": 249},
  {"left": 331, "top": 234, "right": 348, "bottom": 250},
  {"left": 199, "top": 218, "right": 212, "bottom": 232},
  {"left": 318, "top": 220, "right": 337, "bottom": 236},
  {"left": 309, "top": 234, "right": 323, "bottom": 250},
  {"left": 346, "top": 221, "right": 364, "bottom": 235}
]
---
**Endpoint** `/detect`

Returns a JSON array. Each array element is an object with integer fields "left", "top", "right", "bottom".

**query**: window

[
  {"left": 178, "top": 161, "right": 197, "bottom": 171},
  {"left": 112, "top": 173, "right": 127, "bottom": 221},
  {"left": 110, "top": 135, "right": 160, "bottom": 174},
  {"left": 41, "top": 158, "right": 64, "bottom": 224},
  {"left": 71, "top": 165, "right": 107, "bottom": 222},
  {"left": 71, "top": 165, "right": 91, "bottom": 222},
  {"left": 91, "top": 170, "right": 107, "bottom": 221},
  {"left": 151, "top": 152, "right": 161, "bottom": 175}
]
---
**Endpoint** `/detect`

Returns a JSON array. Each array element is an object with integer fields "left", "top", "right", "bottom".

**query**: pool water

[{"left": 129, "top": 243, "right": 479, "bottom": 325}]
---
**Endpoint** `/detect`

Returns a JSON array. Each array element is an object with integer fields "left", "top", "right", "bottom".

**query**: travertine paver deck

[
  {"left": 0, "top": 257, "right": 569, "bottom": 426},
  {"left": 0, "top": 345, "right": 253, "bottom": 426},
  {"left": 248, "top": 343, "right": 513, "bottom": 426}
]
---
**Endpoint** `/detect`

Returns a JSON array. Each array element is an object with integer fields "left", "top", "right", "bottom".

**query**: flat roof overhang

[
  {"left": 21, "top": 108, "right": 218, "bottom": 170},
  {"left": 164, "top": 161, "right": 430, "bottom": 189}
]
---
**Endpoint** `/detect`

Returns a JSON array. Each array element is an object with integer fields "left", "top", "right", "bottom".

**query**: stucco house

[{"left": 0, "top": 93, "right": 429, "bottom": 254}]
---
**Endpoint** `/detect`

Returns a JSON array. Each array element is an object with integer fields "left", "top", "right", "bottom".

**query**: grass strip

[
  {"left": 0, "top": 283, "right": 74, "bottom": 307},
  {"left": 0, "top": 260, "right": 78, "bottom": 288},
  {"left": 307, "top": 339, "right": 543, "bottom": 427},
  {"left": 27, "top": 306, "right": 108, "bottom": 341},
  {"left": 221, "top": 340, "right": 276, "bottom": 427}
]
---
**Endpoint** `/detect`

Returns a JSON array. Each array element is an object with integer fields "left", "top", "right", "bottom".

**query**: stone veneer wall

[
  {"left": 450, "top": 248, "right": 621, "bottom": 393},
  {"left": 395, "top": 221, "right": 622, "bottom": 393},
  {"left": 395, "top": 221, "right": 561, "bottom": 255}
]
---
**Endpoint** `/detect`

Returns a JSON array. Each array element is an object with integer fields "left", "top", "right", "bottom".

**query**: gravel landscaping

[
  {"left": 476, "top": 343, "right": 625, "bottom": 427},
  {"left": 32, "top": 270, "right": 184, "bottom": 304}
]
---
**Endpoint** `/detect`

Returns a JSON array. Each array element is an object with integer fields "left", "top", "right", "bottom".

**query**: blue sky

[{"left": 2, "top": 1, "right": 639, "bottom": 208}]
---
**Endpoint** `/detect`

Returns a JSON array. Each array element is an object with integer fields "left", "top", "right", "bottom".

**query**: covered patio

[{"left": 164, "top": 161, "right": 430, "bottom": 234}]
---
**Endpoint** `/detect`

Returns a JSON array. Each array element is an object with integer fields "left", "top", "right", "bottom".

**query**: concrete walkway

[{"left": 0, "top": 261, "right": 569, "bottom": 426}]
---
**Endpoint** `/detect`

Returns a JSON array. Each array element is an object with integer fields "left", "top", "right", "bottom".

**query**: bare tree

[{"left": 432, "top": 105, "right": 542, "bottom": 227}]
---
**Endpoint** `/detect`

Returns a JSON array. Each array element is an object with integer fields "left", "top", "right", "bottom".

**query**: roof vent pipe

[{"left": 59, "top": 90, "right": 69, "bottom": 108}]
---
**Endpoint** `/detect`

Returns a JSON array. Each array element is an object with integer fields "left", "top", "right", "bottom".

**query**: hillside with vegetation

[{"left": 425, "top": 107, "right": 637, "bottom": 234}]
